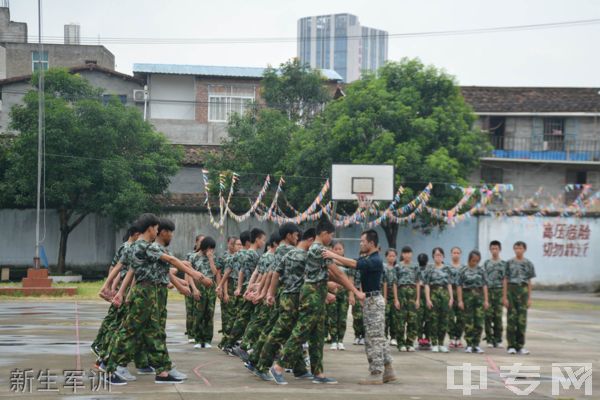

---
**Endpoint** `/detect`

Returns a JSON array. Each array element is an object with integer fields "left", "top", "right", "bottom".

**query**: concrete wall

[
  {"left": 0, "top": 7, "right": 27, "bottom": 43},
  {"left": 148, "top": 74, "right": 195, "bottom": 120},
  {"left": 0, "top": 45, "right": 6, "bottom": 79},
  {"left": 2, "top": 43, "right": 114, "bottom": 78}
]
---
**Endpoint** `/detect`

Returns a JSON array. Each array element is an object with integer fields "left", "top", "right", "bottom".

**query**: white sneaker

[
  {"left": 169, "top": 368, "right": 187, "bottom": 380},
  {"left": 439, "top": 346, "right": 449, "bottom": 353},
  {"left": 465, "top": 346, "right": 473, "bottom": 353},
  {"left": 507, "top": 348, "right": 517, "bottom": 354},
  {"left": 406, "top": 346, "right": 415, "bottom": 352},
  {"left": 487, "top": 343, "right": 494, "bottom": 348},
  {"left": 399, "top": 345, "right": 407, "bottom": 352},
  {"left": 390, "top": 339, "right": 398, "bottom": 346},
  {"left": 337, "top": 343, "right": 345, "bottom": 351},
  {"left": 188, "top": 338, "right": 195, "bottom": 343},
  {"left": 518, "top": 348, "right": 530, "bottom": 355},
  {"left": 496, "top": 343, "right": 504, "bottom": 348},
  {"left": 116, "top": 366, "right": 137, "bottom": 381},
  {"left": 474, "top": 347, "right": 484, "bottom": 354},
  {"left": 431, "top": 345, "right": 440, "bottom": 353},
  {"left": 203, "top": 343, "right": 212, "bottom": 349},
  {"left": 193, "top": 343, "right": 202, "bottom": 349},
  {"left": 358, "top": 338, "right": 365, "bottom": 345},
  {"left": 330, "top": 342, "right": 338, "bottom": 350},
  {"left": 353, "top": 338, "right": 360, "bottom": 345}
]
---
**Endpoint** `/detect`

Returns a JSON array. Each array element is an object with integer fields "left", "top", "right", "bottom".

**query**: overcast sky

[{"left": 9, "top": 0, "right": 600, "bottom": 86}]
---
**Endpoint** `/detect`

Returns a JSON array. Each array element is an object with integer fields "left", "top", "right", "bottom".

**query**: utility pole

[{"left": 34, "top": 0, "right": 44, "bottom": 269}]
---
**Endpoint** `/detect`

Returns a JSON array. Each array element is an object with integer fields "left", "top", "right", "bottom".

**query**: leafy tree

[{"left": 1, "top": 68, "right": 182, "bottom": 273}]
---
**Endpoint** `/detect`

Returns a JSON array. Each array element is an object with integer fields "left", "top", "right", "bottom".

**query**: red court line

[
  {"left": 193, "top": 362, "right": 213, "bottom": 386},
  {"left": 75, "top": 301, "right": 81, "bottom": 370}
]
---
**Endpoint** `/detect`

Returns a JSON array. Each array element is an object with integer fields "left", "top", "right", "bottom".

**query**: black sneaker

[
  {"left": 155, "top": 374, "right": 184, "bottom": 384},
  {"left": 105, "top": 373, "right": 127, "bottom": 386}
]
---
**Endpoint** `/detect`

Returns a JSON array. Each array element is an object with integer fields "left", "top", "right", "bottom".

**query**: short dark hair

[
  {"left": 417, "top": 253, "right": 429, "bottom": 267},
  {"left": 302, "top": 228, "right": 317, "bottom": 241},
  {"left": 432, "top": 247, "right": 445, "bottom": 257},
  {"left": 489, "top": 240, "right": 502, "bottom": 249},
  {"left": 266, "top": 232, "right": 280, "bottom": 249},
  {"left": 158, "top": 218, "right": 175, "bottom": 234},
  {"left": 199, "top": 236, "right": 216, "bottom": 251},
  {"left": 451, "top": 246, "right": 462, "bottom": 253},
  {"left": 401, "top": 246, "right": 413, "bottom": 254},
  {"left": 385, "top": 248, "right": 397, "bottom": 257},
  {"left": 123, "top": 224, "right": 140, "bottom": 241},
  {"left": 136, "top": 213, "right": 160, "bottom": 233},
  {"left": 316, "top": 220, "right": 335, "bottom": 234},
  {"left": 514, "top": 241, "right": 527, "bottom": 250},
  {"left": 240, "top": 230, "right": 251, "bottom": 246},
  {"left": 279, "top": 223, "right": 300, "bottom": 240},
  {"left": 361, "top": 229, "right": 379, "bottom": 246},
  {"left": 250, "top": 228, "right": 266, "bottom": 243},
  {"left": 468, "top": 250, "right": 481, "bottom": 263}
]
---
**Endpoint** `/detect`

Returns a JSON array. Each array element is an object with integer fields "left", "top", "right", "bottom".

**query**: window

[
  {"left": 483, "top": 116, "right": 506, "bottom": 150},
  {"left": 565, "top": 170, "right": 587, "bottom": 204},
  {"left": 32, "top": 51, "right": 48, "bottom": 72},
  {"left": 102, "top": 94, "right": 127, "bottom": 105},
  {"left": 481, "top": 166, "right": 504, "bottom": 184},
  {"left": 208, "top": 85, "right": 255, "bottom": 122},
  {"left": 543, "top": 117, "right": 564, "bottom": 151}
]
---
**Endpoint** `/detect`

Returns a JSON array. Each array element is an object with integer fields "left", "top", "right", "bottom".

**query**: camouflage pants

[
  {"left": 449, "top": 287, "right": 465, "bottom": 341},
  {"left": 417, "top": 289, "right": 431, "bottom": 340},
  {"left": 384, "top": 295, "right": 399, "bottom": 340},
  {"left": 185, "top": 295, "right": 194, "bottom": 337},
  {"left": 327, "top": 290, "right": 349, "bottom": 342},
  {"left": 106, "top": 284, "right": 171, "bottom": 374},
  {"left": 219, "top": 282, "right": 236, "bottom": 336},
  {"left": 363, "top": 295, "right": 393, "bottom": 373},
  {"left": 507, "top": 284, "right": 528, "bottom": 351},
  {"left": 257, "top": 293, "right": 306, "bottom": 374},
  {"left": 352, "top": 301, "right": 365, "bottom": 339},
  {"left": 397, "top": 286, "right": 418, "bottom": 346},
  {"left": 92, "top": 303, "right": 118, "bottom": 352},
  {"left": 280, "top": 282, "right": 327, "bottom": 376},
  {"left": 222, "top": 295, "right": 255, "bottom": 347},
  {"left": 463, "top": 289, "right": 484, "bottom": 347},
  {"left": 484, "top": 287, "right": 503, "bottom": 345},
  {"left": 241, "top": 302, "right": 270, "bottom": 351},
  {"left": 193, "top": 286, "right": 216, "bottom": 343},
  {"left": 248, "top": 288, "right": 282, "bottom": 366},
  {"left": 429, "top": 287, "right": 449, "bottom": 346}
]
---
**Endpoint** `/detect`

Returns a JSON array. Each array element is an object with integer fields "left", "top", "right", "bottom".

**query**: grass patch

[{"left": 532, "top": 298, "right": 600, "bottom": 312}]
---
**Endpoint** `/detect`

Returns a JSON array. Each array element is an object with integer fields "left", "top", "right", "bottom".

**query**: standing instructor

[{"left": 323, "top": 229, "right": 397, "bottom": 385}]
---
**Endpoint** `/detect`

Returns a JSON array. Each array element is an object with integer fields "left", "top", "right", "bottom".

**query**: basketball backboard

[{"left": 331, "top": 164, "right": 395, "bottom": 201}]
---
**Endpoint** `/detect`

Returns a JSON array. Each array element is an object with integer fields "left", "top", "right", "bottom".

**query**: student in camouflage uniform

[
  {"left": 269, "top": 220, "right": 365, "bottom": 385},
  {"left": 245, "top": 223, "right": 300, "bottom": 373},
  {"left": 216, "top": 237, "right": 241, "bottom": 336},
  {"left": 457, "top": 250, "right": 489, "bottom": 353},
  {"left": 220, "top": 229, "right": 265, "bottom": 351},
  {"left": 190, "top": 236, "right": 220, "bottom": 348},
  {"left": 324, "top": 229, "right": 396, "bottom": 385},
  {"left": 423, "top": 247, "right": 454, "bottom": 353},
  {"left": 416, "top": 253, "right": 432, "bottom": 349},
  {"left": 381, "top": 248, "right": 399, "bottom": 346},
  {"left": 393, "top": 246, "right": 420, "bottom": 352},
  {"left": 104, "top": 214, "right": 210, "bottom": 385},
  {"left": 503, "top": 241, "right": 536, "bottom": 355},
  {"left": 448, "top": 247, "right": 465, "bottom": 349},
  {"left": 185, "top": 234, "right": 204, "bottom": 342},
  {"left": 483, "top": 240, "right": 506, "bottom": 348},
  {"left": 327, "top": 241, "right": 354, "bottom": 351}
]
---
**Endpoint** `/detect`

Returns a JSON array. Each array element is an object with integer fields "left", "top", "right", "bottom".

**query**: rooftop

[{"left": 132, "top": 63, "right": 343, "bottom": 81}]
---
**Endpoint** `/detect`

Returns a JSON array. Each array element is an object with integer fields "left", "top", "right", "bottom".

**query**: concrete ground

[{"left": 0, "top": 291, "right": 599, "bottom": 399}]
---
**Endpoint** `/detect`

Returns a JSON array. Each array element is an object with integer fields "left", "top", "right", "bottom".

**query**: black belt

[
  {"left": 463, "top": 287, "right": 483, "bottom": 292},
  {"left": 398, "top": 284, "right": 416, "bottom": 288},
  {"left": 430, "top": 285, "right": 446, "bottom": 290},
  {"left": 365, "top": 290, "right": 382, "bottom": 298}
]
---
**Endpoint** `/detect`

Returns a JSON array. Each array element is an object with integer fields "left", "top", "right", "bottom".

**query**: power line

[{"left": 1, "top": 18, "right": 599, "bottom": 45}]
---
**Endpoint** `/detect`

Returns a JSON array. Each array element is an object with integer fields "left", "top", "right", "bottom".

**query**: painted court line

[
  {"left": 193, "top": 362, "right": 213, "bottom": 386},
  {"left": 75, "top": 301, "right": 81, "bottom": 370}
]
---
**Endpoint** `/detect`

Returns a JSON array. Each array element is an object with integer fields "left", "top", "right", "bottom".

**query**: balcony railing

[{"left": 486, "top": 135, "right": 600, "bottom": 162}]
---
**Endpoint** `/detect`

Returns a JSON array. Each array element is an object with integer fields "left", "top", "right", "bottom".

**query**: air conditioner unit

[{"left": 133, "top": 89, "right": 147, "bottom": 103}]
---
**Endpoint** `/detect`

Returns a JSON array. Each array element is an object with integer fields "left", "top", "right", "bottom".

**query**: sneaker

[
  {"left": 244, "top": 361, "right": 256, "bottom": 374},
  {"left": 188, "top": 338, "right": 195, "bottom": 343},
  {"left": 169, "top": 368, "right": 187, "bottom": 380},
  {"left": 95, "top": 361, "right": 107, "bottom": 372},
  {"left": 155, "top": 374, "right": 184, "bottom": 384},
  {"left": 358, "top": 372, "right": 383, "bottom": 385},
  {"left": 258, "top": 371, "right": 274, "bottom": 381},
  {"left": 353, "top": 338, "right": 360, "bottom": 345},
  {"left": 358, "top": 338, "right": 365, "bottom": 345},
  {"left": 518, "top": 348, "right": 530, "bottom": 355},
  {"left": 312, "top": 376, "right": 338, "bottom": 384},
  {"left": 105, "top": 373, "right": 127, "bottom": 386},
  {"left": 193, "top": 343, "right": 203, "bottom": 349},
  {"left": 294, "top": 372, "right": 314, "bottom": 380},
  {"left": 203, "top": 343, "right": 212, "bottom": 349},
  {"left": 399, "top": 345, "right": 407, "bottom": 352},
  {"left": 496, "top": 343, "right": 504, "bottom": 349},
  {"left": 116, "top": 366, "right": 136, "bottom": 381},
  {"left": 223, "top": 347, "right": 236, "bottom": 357},
  {"left": 487, "top": 342, "right": 494, "bottom": 348},
  {"left": 390, "top": 339, "right": 398, "bottom": 346},
  {"left": 269, "top": 367, "right": 288, "bottom": 385},
  {"left": 431, "top": 345, "right": 440, "bottom": 353},
  {"left": 474, "top": 347, "right": 484, "bottom": 354},
  {"left": 304, "top": 356, "right": 311, "bottom": 368},
  {"left": 330, "top": 342, "right": 338, "bottom": 350},
  {"left": 90, "top": 346, "right": 100, "bottom": 358},
  {"left": 507, "top": 347, "right": 517, "bottom": 354},
  {"left": 338, "top": 343, "right": 346, "bottom": 351},
  {"left": 439, "top": 346, "right": 449, "bottom": 353},
  {"left": 465, "top": 346, "right": 473, "bottom": 353},
  {"left": 406, "top": 346, "right": 415, "bottom": 352},
  {"left": 284, "top": 368, "right": 293, "bottom": 373},
  {"left": 137, "top": 366, "right": 155, "bottom": 374}
]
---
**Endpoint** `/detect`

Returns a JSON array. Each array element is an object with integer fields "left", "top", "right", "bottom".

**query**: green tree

[{"left": 2, "top": 68, "right": 182, "bottom": 273}]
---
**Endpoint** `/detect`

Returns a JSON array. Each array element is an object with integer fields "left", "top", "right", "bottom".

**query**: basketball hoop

[{"left": 356, "top": 193, "right": 374, "bottom": 210}]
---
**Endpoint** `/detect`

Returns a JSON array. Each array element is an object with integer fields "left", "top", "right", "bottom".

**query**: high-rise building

[
  {"left": 64, "top": 23, "right": 81, "bottom": 45},
  {"left": 297, "top": 13, "right": 388, "bottom": 82}
]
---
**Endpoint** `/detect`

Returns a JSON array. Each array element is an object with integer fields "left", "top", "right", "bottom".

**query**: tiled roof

[
  {"left": 460, "top": 86, "right": 600, "bottom": 113},
  {"left": 133, "top": 63, "right": 343, "bottom": 81},
  {"left": 0, "top": 63, "right": 143, "bottom": 86}
]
